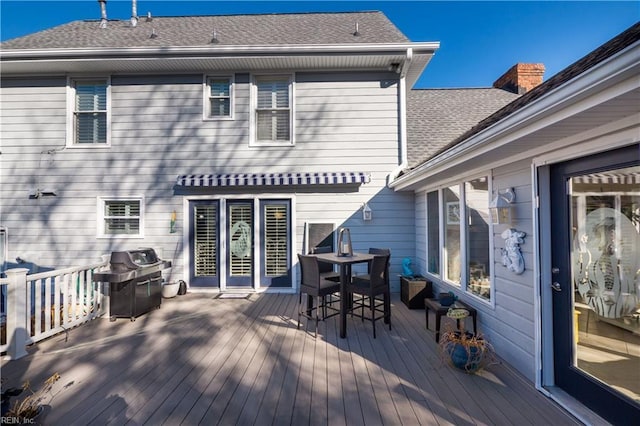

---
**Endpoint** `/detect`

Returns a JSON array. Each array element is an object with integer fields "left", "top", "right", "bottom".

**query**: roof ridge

[{"left": 80, "top": 10, "right": 384, "bottom": 22}]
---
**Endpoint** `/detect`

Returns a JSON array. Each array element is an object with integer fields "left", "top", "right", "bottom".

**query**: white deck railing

[{"left": 1, "top": 258, "right": 109, "bottom": 360}]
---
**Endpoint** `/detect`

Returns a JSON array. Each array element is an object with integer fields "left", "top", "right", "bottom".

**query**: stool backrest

[{"left": 311, "top": 245, "right": 334, "bottom": 274}]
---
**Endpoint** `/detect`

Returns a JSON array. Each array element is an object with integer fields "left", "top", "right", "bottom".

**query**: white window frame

[
  {"left": 424, "top": 175, "right": 495, "bottom": 306},
  {"left": 250, "top": 74, "right": 294, "bottom": 147},
  {"left": 67, "top": 76, "right": 111, "bottom": 147},
  {"left": 97, "top": 196, "right": 144, "bottom": 238},
  {"left": 203, "top": 75, "right": 234, "bottom": 120}
]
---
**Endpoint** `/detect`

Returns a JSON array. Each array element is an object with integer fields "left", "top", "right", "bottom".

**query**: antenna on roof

[
  {"left": 98, "top": 0, "right": 107, "bottom": 29},
  {"left": 130, "top": 0, "right": 138, "bottom": 27},
  {"left": 146, "top": 11, "right": 152, "bottom": 22},
  {"left": 211, "top": 28, "right": 219, "bottom": 44},
  {"left": 353, "top": 22, "right": 360, "bottom": 36}
]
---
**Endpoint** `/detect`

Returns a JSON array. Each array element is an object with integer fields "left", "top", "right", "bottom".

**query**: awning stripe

[
  {"left": 176, "top": 172, "right": 370, "bottom": 187},
  {"left": 572, "top": 172, "right": 640, "bottom": 185}
]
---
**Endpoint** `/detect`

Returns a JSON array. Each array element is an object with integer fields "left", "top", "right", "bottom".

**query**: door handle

[{"left": 551, "top": 282, "right": 562, "bottom": 292}]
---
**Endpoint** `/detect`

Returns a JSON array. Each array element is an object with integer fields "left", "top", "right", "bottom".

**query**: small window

[
  {"left": 98, "top": 197, "right": 143, "bottom": 238},
  {"left": 252, "top": 75, "right": 292, "bottom": 145},
  {"left": 69, "top": 78, "right": 109, "bottom": 145},
  {"left": 204, "top": 76, "right": 233, "bottom": 119}
]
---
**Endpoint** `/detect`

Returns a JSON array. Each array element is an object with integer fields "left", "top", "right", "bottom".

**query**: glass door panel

[
  {"left": 260, "top": 200, "right": 291, "bottom": 287},
  {"left": 550, "top": 145, "right": 639, "bottom": 424},
  {"left": 190, "top": 201, "right": 219, "bottom": 288},
  {"left": 227, "top": 202, "right": 253, "bottom": 287}
]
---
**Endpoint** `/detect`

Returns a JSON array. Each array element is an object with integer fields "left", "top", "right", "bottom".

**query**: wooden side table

[{"left": 424, "top": 298, "right": 477, "bottom": 342}]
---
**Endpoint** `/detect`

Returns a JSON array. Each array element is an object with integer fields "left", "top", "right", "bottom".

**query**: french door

[
  {"left": 549, "top": 145, "right": 639, "bottom": 424},
  {"left": 226, "top": 201, "right": 254, "bottom": 287},
  {"left": 189, "top": 198, "right": 292, "bottom": 289},
  {"left": 189, "top": 201, "right": 220, "bottom": 288}
]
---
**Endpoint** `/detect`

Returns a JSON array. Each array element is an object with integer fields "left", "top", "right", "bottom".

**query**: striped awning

[
  {"left": 176, "top": 172, "right": 370, "bottom": 187},
  {"left": 572, "top": 171, "right": 640, "bottom": 185}
]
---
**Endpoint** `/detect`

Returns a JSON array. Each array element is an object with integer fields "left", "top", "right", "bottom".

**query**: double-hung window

[
  {"left": 204, "top": 76, "right": 233, "bottom": 119},
  {"left": 426, "top": 177, "right": 493, "bottom": 302},
  {"left": 98, "top": 197, "right": 143, "bottom": 238},
  {"left": 253, "top": 75, "right": 293, "bottom": 145},
  {"left": 69, "top": 78, "right": 109, "bottom": 146}
]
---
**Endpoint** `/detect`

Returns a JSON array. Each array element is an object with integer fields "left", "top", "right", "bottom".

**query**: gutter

[
  {"left": 0, "top": 42, "right": 439, "bottom": 61},
  {"left": 389, "top": 40, "right": 639, "bottom": 191}
]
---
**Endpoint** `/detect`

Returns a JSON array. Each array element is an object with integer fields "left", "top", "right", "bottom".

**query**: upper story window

[
  {"left": 204, "top": 76, "right": 233, "bottom": 119},
  {"left": 252, "top": 75, "right": 293, "bottom": 146},
  {"left": 69, "top": 78, "right": 110, "bottom": 146},
  {"left": 98, "top": 197, "right": 143, "bottom": 238},
  {"left": 426, "top": 176, "right": 493, "bottom": 302}
]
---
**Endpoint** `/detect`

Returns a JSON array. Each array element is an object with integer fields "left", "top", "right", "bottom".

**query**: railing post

[
  {"left": 99, "top": 254, "right": 111, "bottom": 318},
  {"left": 4, "top": 268, "right": 29, "bottom": 360}
]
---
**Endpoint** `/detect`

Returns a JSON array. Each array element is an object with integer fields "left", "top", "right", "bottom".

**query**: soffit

[{"left": 0, "top": 53, "right": 410, "bottom": 75}]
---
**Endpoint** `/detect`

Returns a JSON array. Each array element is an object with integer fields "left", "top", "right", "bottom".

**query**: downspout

[{"left": 388, "top": 48, "right": 413, "bottom": 187}]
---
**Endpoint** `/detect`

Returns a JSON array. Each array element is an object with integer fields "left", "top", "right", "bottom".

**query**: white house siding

[
  {"left": 488, "top": 159, "right": 536, "bottom": 379},
  {"left": 414, "top": 158, "right": 537, "bottom": 380},
  {"left": 0, "top": 71, "right": 414, "bottom": 289}
]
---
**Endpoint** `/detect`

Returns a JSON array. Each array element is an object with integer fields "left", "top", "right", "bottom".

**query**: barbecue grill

[{"left": 93, "top": 248, "right": 172, "bottom": 321}]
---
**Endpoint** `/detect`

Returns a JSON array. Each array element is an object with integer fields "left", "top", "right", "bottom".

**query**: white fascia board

[
  {"left": 0, "top": 42, "right": 440, "bottom": 60},
  {"left": 391, "top": 40, "right": 640, "bottom": 191}
]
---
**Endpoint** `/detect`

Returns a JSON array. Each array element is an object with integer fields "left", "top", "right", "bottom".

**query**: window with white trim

[
  {"left": 98, "top": 197, "right": 143, "bottom": 238},
  {"left": 69, "top": 78, "right": 109, "bottom": 145},
  {"left": 253, "top": 75, "right": 292, "bottom": 145},
  {"left": 426, "top": 176, "right": 493, "bottom": 301},
  {"left": 204, "top": 76, "right": 233, "bottom": 119}
]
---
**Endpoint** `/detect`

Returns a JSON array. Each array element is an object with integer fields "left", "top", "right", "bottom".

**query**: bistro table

[{"left": 311, "top": 251, "right": 376, "bottom": 338}]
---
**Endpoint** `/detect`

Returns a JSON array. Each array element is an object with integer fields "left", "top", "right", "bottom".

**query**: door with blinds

[
  {"left": 259, "top": 200, "right": 291, "bottom": 287},
  {"left": 226, "top": 201, "right": 254, "bottom": 287},
  {"left": 189, "top": 199, "right": 292, "bottom": 289},
  {"left": 189, "top": 201, "right": 220, "bottom": 288}
]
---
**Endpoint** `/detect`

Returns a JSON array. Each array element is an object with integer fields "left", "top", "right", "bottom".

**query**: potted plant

[
  {"left": 3, "top": 373, "right": 61, "bottom": 422},
  {"left": 439, "top": 308, "right": 493, "bottom": 374}
]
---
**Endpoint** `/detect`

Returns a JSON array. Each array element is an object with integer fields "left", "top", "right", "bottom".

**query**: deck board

[{"left": 0, "top": 293, "right": 582, "bottom": 426}]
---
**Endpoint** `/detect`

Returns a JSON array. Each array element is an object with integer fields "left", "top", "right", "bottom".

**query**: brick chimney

[{"left": 493, "top": 63, "right": 545, "bottom": 94}]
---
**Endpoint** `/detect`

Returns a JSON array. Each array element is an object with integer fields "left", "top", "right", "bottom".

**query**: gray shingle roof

[
  {"left": 0, "top": 11, "right": 409, "bottom": 49},
  {"left": 410, "top": 21, "right": 640, "bottom": 170},
  {"left": 406, "top": 88, "right": 520, "bottom": 168}
]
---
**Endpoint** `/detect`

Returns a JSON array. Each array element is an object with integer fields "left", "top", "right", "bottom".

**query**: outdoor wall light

[
  {"left": 29, "top": 189, "right": 57, "bottom": 199},
  {"left": 362, "top": 202, "right": 372, "bottom": 221},
  {"left": 489, "top": 187, "right": 516, "bottom": 225},
  {"left": 170, "top": 210, "right": 177, "bottom": 233}
]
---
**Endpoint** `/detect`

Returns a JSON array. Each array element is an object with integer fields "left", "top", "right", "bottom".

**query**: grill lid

[
  {"left": 110, "top": 248, "right": 159, "bottom": 272},
  {"left": 94, "top": 248, "right": 171, "bottom": 283}
]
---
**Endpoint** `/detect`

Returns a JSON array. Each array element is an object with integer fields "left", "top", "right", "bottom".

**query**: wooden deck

[{"left": 1, "top": 293, "right": 582, "bottom": 425}]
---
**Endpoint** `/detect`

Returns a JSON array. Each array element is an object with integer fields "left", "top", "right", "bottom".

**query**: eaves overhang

[
  {"left": 0, "top": 42, "right": 438, "bottom": 82},
  {"left": 390, "top": 39, "right": 640, "bottom": 192}
]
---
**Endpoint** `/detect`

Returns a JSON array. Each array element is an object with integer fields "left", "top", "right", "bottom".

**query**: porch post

[
  {"left": 4, "top": 268, "right": 29, "bottom": 360},
  {"left": 99, "top": 254, "right": 111, "bottom": 318}
]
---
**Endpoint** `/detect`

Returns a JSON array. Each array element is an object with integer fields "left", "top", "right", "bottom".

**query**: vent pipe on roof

[
  {"left": 131, "top": 0, "right": 138, "bottom": 27},
  {"left": 98, "top": 0, "right": 107, "bottom": 29},
  {"left": 146, "top": 11, "right": 152, "bottom": 22},
  {"left": 353, "top": 22, "right": 360, "bottom": 36},
  {"left": 211, "top": 28, "right": 219, "bottom": 44}
]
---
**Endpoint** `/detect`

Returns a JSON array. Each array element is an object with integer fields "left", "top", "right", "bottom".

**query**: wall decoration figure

[{"left": 501, "top": 228, "right": 526, "bottom": 274}]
